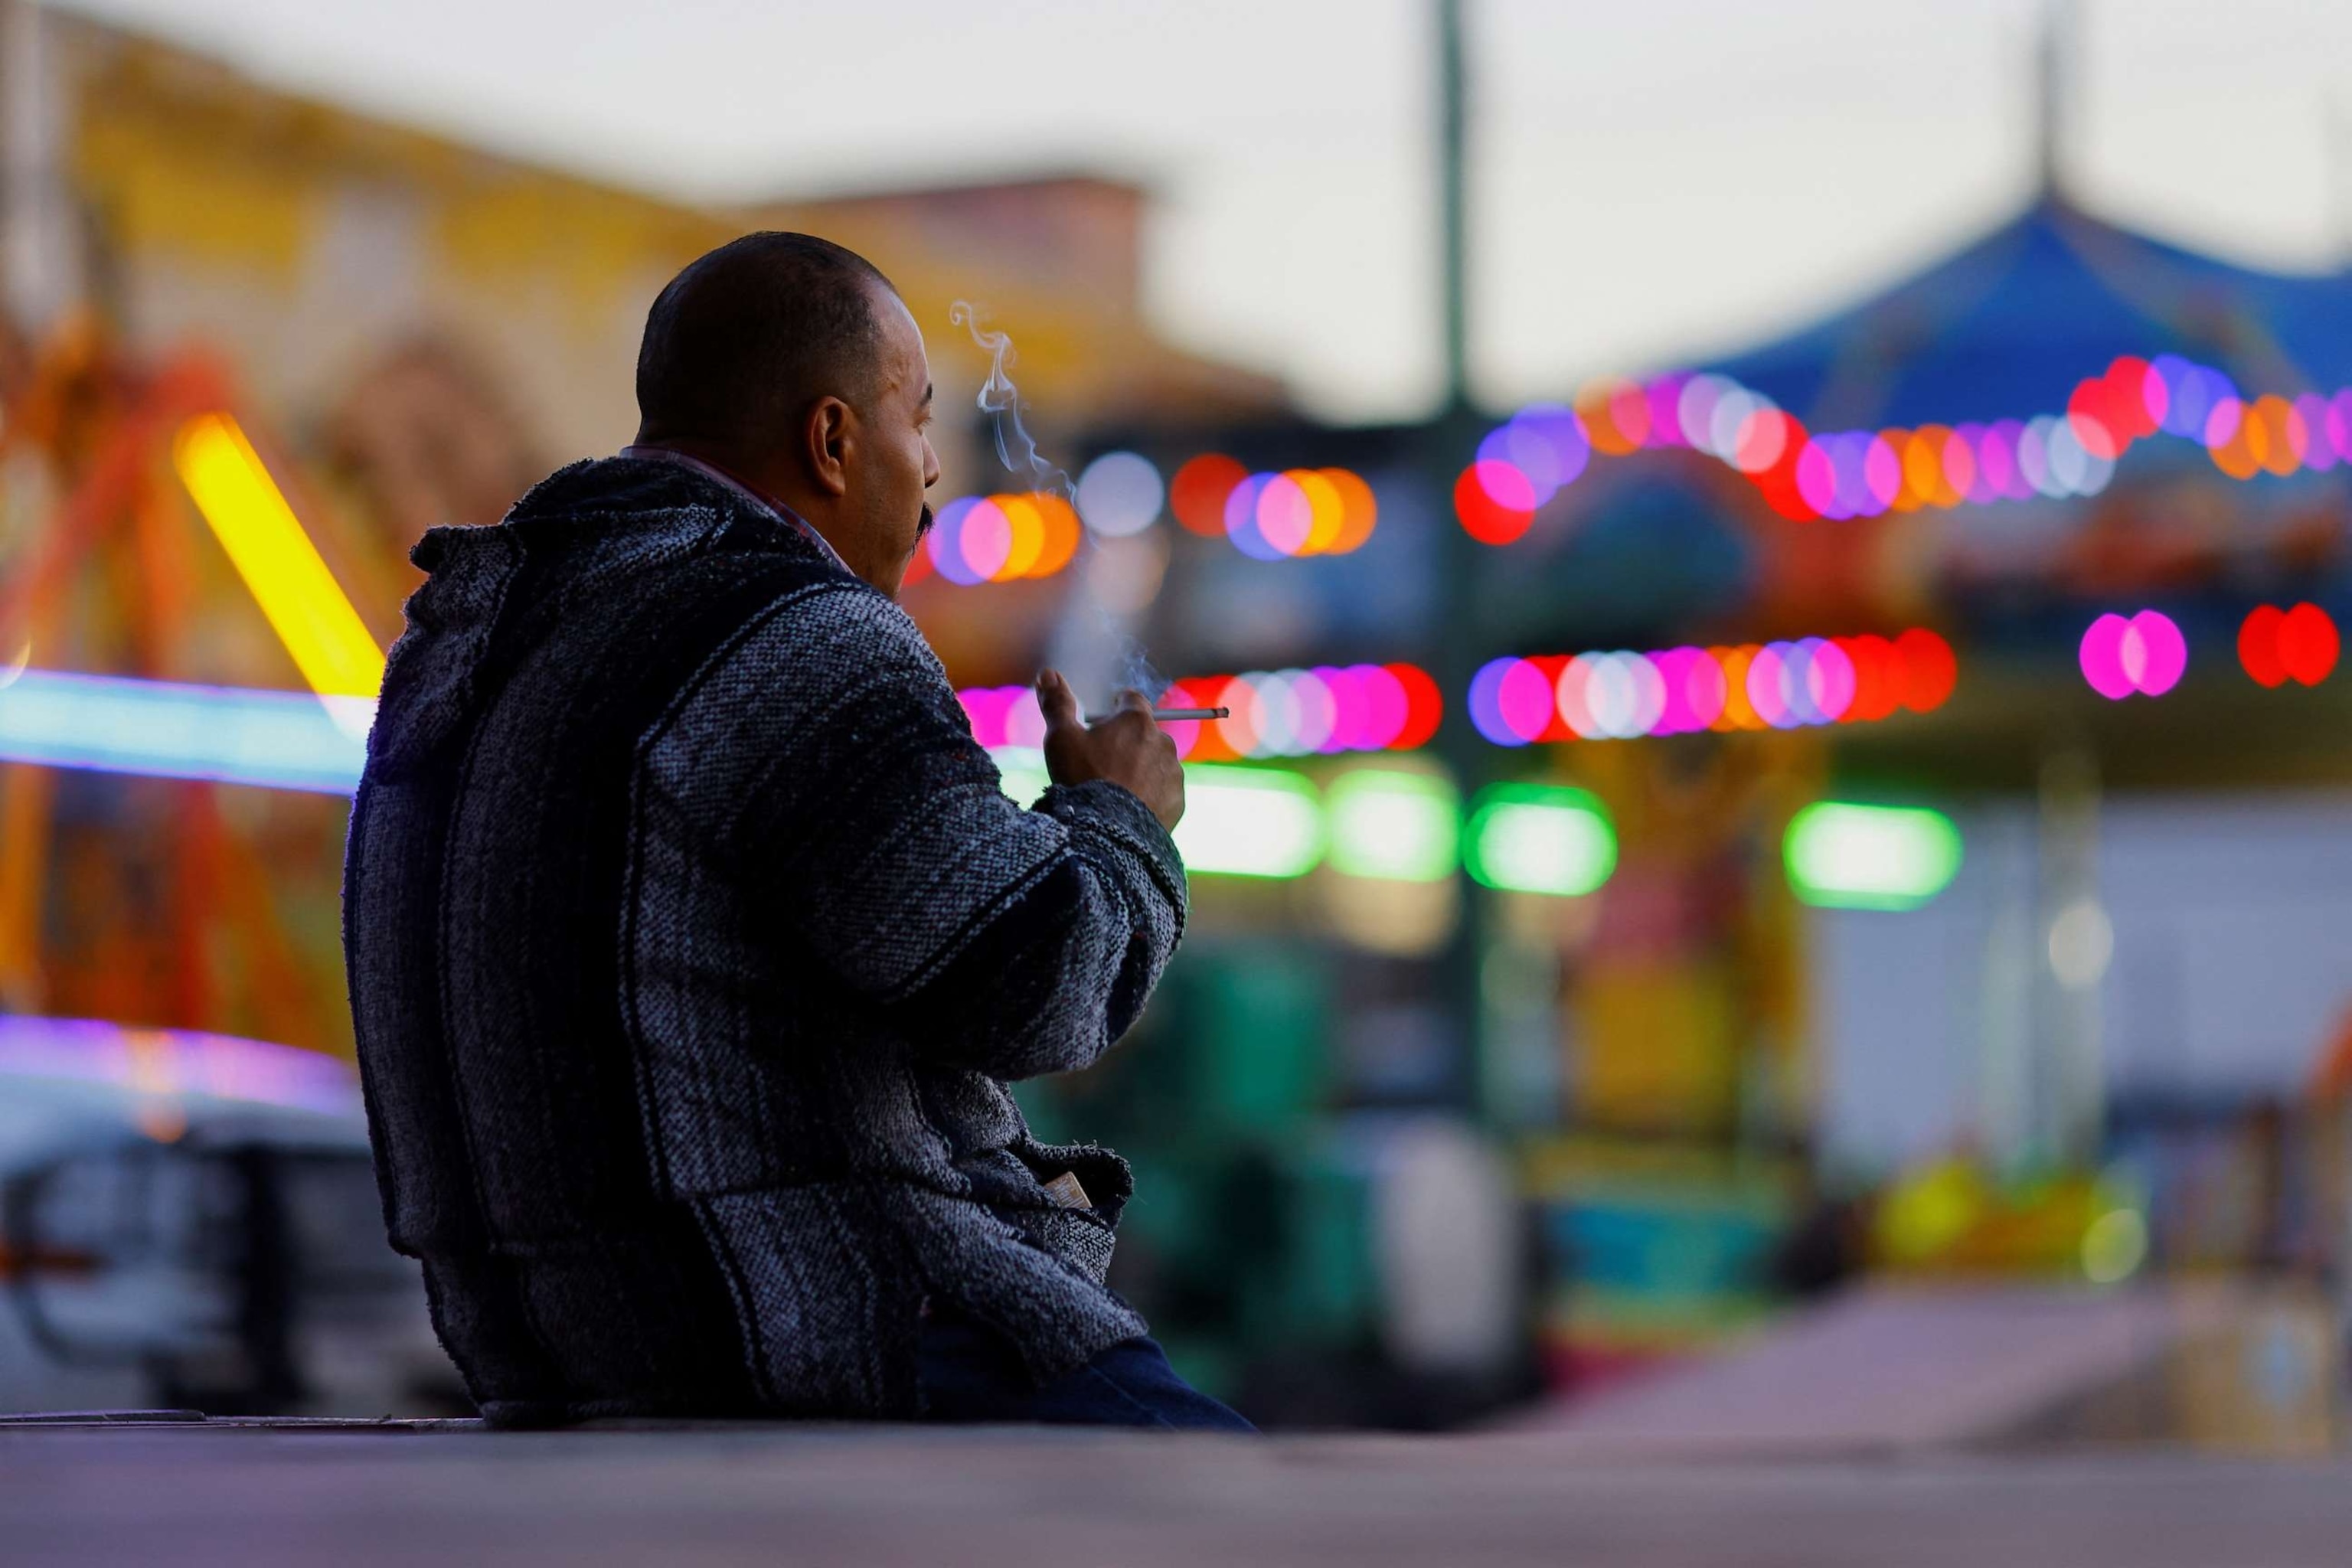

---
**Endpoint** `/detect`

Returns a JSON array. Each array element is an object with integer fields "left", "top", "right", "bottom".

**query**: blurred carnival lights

[
  {"left": 961, "top": 668, "right": 1442, "bottom": 763},
  {"left": 1325, "top": 769, "right": 1460, "bottom": 883},
  {"left": 172, "top": 413, "right": 385, "bottom": 697},
  {"left": 0, "top": 1014, "right": 362, "bottom": 1117},
  {"left": 1785, "top": 802, "right": 1963, "bottom": 911},
  {"left": 2238, "top": 603, "right": 2339, "bottom": 688},
  {"left": 1168, "top": 454, "right": 1378, "bottom": 558},
  {"left": 0, "top": 668, "right": 367, "bottom": 793},
  {"left": 2079, "top": 610, "right": 2186, "bottom": 700},
  {"left": 985, "top": 750, "right": 1423, "bottom": 884},
  {"left": 1468, "top": 629, "right": 1955, "bottom": 746},
  {"left": 1073, "top": 450, "right": 1165, "bottom": 537},
  {"left": 2048, "top": 897, "right": 2115, "bottom": 990},
  {"left": 2081, "top": 1204, "right": 2150, "bottom": 1285},
  {"left": 1173, "top": 764, "right": 1326, "bottom": 877},
  {"left": 1462, "top": 783, "right": 1616, "bottom": 897},
  {"left": 1455, "top": 354, "right": 2352, "bottom": 540},
  {"left": 917, "top": 452, "right": 1379, "bottom": 582},
  {"left": 924, "top": 492, "right": 1083, "bottom": 585}
]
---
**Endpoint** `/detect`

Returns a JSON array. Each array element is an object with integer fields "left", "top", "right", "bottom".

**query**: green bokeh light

[
  {"left": 1463, "top": 783, "right": 1616, "bottom": 896},
  {"left": 1174, "top": 764, "right": 1325, "bottom": 878},
  {"left": 989, "top": 746, "right": 1051, "bottom": 807},
  {"left": 996, "top": 750, "right": 1325, "bottom": 879},
  {"left": 1326, "top": 769, "right": 1460, "bottom": 882},
  {"left": 1785, "top": 802, "right": 1963, "bottom": 910}
]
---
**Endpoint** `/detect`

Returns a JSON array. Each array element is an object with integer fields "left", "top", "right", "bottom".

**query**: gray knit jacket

[{"left": 342, "top": 456, "right": 1186, "bottom": 1423}]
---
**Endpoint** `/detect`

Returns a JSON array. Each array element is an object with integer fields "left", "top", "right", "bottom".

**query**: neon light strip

[
  {"left": 1470, "top": 628, "right": 1956, "bottom": 745},
  {"left": 922, "top": 492, "right": 1081, "bottom": 585},
  {"left": 0, "top": 1014, "right": 361, "bottom": 1116},
  {"left": 906, "top": 453, "right": 1383, "bottom": 586},
  {"left": 1459, "top": 354, "right": 2352, "bottom": 538},
  {"left": 1785, "top": 802, "right": 1963, "bottom": 911},
  {"left": 173, "top": 413, "right": 386, "bottom": 697},
  {"left": 984, "top": 747, "right": 1351, "bottom": 882},
  {"left": 0, "top": 669, "right": 368, "bottom": 793},
  {"left": 2238, "top": 603, "right": 2340, "bottom": 688},
  {"left": 958, "top": 665, "right": 1442, "bottom": 763}
]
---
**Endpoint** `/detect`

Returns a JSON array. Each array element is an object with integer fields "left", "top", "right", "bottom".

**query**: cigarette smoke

[
  {"left": 1115, "top": 625, "right": 1168, "bottom": 704},
  {"left": 950, "top": 301, "right": 1069, "bottom": 498},
  {"left": 949, "top": 302, "right": 1166, "bottom": 710}
]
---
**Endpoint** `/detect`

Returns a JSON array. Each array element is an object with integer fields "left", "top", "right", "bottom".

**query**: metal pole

[
  {"left": 1432, "top": 0, "right": 1491, "bottom": 1112},
  {"left": 2035, "top": 0, "right": 2076, "bottom": 202},
  {"left": 1438, "top": 0, "right": 1471, "bottom": 416},
  {"left": 2035, "top": 740, "right": 2105, "bottom": 1167}
]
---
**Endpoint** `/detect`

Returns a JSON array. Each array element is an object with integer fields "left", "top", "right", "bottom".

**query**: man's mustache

[{"left": 916, "top": 503, "right": 936, "bottom": 538}]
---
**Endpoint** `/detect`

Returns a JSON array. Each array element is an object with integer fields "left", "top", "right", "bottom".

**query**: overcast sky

[{"left": 60, "top": 0, "right": 2352, "bottom": 423}]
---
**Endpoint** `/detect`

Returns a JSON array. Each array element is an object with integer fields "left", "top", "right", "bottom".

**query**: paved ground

[{"left": 5, "top": 1425, "right": 2349, "bottom": 1566}]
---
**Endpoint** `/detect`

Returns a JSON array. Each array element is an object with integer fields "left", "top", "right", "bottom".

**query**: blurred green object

[
  {"left": 1173, "top": 766, "right": 1325, "bottom": 879},
  {"left": 1463, "top": 782, "right": 1616, "bottom": 896},
  {"left": 1181, "top": 949, "right": 1331, "bottom": 1134},
  {"left": 1520, "top": 1135, "right": 1801, "bottom": 1382},
  {"left": 1327, "top": 769, "right": 1461, "bottom": 883},
  {"left": 1016, "top": 943, "right": 1349, "bottom": 1388},
  {"left": 988, "top": 751, "right": 1328, "bottom": 882},
  {"left": 987, "top": 746, "right": 1051, "bottom": 806},
  {"left": 1023, "top": 943, "right": 1537, "bottom": 1422},
  {"left": 1785, "top": 801, "right": 1962, "bottom": 910}
]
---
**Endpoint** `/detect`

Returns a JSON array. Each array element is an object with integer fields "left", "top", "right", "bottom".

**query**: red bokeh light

[
  {"left": 2239, "top": 605, "right": 2288, "bottom": 688},
  {"left": 1893, "top": 628, "right": 1957, "bottom": 712},
  {"left": 1387, "top": 662, "right": 1445, "bottom": 750},
  {"left": 2239, "top": 603, "right": 2338, "bottom": 688},
  {"left": 2279, "top": 603, "right": 2340, "bottom": 684},
  {"left": 1169, "top": 454, "right": 1247, "bottom": 537},
  {"left": 1454, "top": 464, "right": 1534, "bottom": 545},
  {"left": 1753, "top": 413, "right": 1816, "bottom": 520},
  {"left": 2105, "top": 355, "right": 2158, "bottom": 440},
  {"left": 1837, "top": 633, "right": 1902, "bottom": 722}
]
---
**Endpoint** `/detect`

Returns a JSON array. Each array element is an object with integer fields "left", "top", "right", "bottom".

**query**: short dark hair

[{"left": 634, "top": 232, "right": 895, "bottom": 448}]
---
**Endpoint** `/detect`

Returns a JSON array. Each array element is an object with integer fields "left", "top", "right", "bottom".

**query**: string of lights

[
  {"left": 1456, "top": 354, "right": 2352, "bottom": 543},
  {"left": 2238, "top": 603, "right": 2341, "bottom": 688},
  {"left": 2079, "top": 610, "right": 2187, "bottom": 701},
  {"left": 958, "top": 663, "right": 1442, "bottom": 762},
  {"left": 1468, "top": 629, "right": 1957, "bottom": 746},
  {"left": 907, "top": 449, "right": 1383, "bottom": 586}
]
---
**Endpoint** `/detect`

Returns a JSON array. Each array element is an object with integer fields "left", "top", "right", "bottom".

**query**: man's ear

[{"left": 803, "top": 396, "right": 852, "bottom": 497}]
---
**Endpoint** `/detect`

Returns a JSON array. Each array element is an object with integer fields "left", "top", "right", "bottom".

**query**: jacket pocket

[{"left": 1021, "top": 1204, "right": 1116, "bottom": 1287}]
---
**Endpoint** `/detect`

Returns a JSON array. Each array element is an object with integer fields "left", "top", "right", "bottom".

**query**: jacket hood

[{"left": 364, "top": 456, "right": 825, "bottom": 777}]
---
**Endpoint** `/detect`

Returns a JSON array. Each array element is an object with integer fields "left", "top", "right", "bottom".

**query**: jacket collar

[{"left": 618, "top": 444, "right": 853, "bottom": 576}]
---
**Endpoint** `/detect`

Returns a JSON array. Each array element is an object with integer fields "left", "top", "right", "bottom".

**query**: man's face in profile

[{"left": 852, "top": 285, "right": 942, "bottom": 597}]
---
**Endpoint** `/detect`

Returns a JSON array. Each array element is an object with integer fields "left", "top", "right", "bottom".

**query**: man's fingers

[
  {"left": 1112, "top": 688, "right": 1152, "bottom": 715},
  {"left": 1036, "top": 669, "right": 1083, "bottom": 732}
]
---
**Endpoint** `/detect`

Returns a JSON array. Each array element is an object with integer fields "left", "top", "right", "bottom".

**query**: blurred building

[{"left": 0, "top": 3, "right": 1282, "bottom": 1054}]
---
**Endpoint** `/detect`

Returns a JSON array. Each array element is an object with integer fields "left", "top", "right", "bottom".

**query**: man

[{"left": 344, "top": 233, "right": 1248, "bottom": 1430}]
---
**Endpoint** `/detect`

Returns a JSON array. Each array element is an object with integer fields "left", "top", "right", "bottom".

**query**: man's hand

[{"left": 1036, "top": 670, "right": 1185, "bottom": 831}]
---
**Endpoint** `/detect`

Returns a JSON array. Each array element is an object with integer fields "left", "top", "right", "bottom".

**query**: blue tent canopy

[{"left": 1706, "top": 198, "right": 2352, "bottom": 434}]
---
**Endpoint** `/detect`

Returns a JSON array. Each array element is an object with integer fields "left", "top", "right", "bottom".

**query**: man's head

[{"left": 635, "top": 232, "right": 939, "bottom": 594}]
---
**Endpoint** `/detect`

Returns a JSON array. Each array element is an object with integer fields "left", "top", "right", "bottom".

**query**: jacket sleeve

[{"left": 639, "top": 582, "right": 1187, "bottom": 1079}]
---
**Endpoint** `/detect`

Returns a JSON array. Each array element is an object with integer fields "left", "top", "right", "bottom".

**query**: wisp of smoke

[
  {"left": 1114, "top": 627, "right": 1168, "bottom": 704},
  {"left": 950, "top": 300, "right": 1070, "bottom": 498},
  {"left": 952, "top": 302, "right": 1169, "bottom": 710}
]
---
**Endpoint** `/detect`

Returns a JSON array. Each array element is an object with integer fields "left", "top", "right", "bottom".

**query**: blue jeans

[{"left": 917, "top": 1310, "right": 1256, "bottom": 1432}]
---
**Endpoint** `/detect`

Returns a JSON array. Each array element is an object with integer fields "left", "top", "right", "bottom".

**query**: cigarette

[{"left": 1086, "top": 706, "right": 1230, "bottom": 723}]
